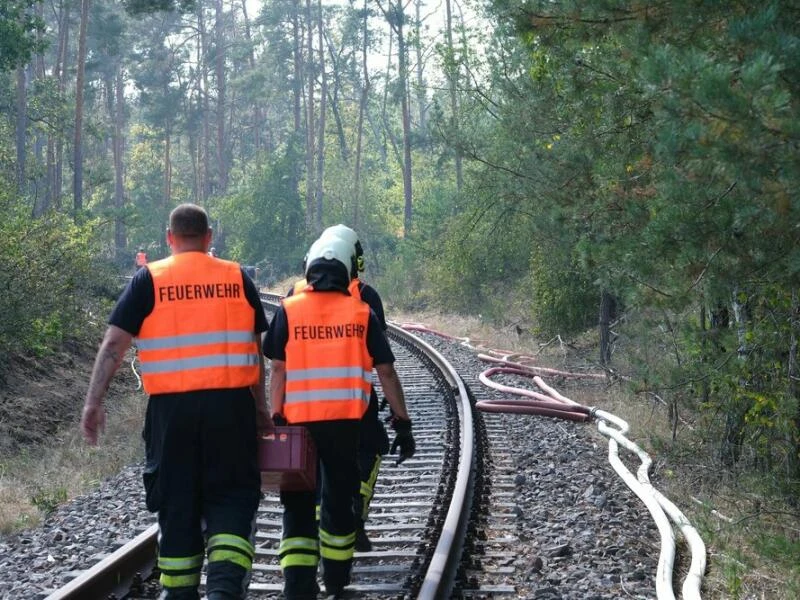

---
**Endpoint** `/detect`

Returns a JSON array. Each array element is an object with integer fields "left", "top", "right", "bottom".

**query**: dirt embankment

[{"left": 0, "top": 339, "right": 106, "bottom": 458}]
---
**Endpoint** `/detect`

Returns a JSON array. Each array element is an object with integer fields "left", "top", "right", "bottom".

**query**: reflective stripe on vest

[
  {"left": 283, "top": 290, "right": 372, "bottom": 423},
  {"left": 136, "top": 253, "right": 259, "bottom": 394}
]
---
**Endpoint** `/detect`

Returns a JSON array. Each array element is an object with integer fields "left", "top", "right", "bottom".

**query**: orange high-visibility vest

[
  {"left": 348, "top": 278, "right": 361, "bottom": 300},
  {"left": 282, "top": 290, "right": 372, "bottom": 423},
  {"left": 136, "top": 253, "right": 260, "bottom": 395},
  {"left": 135, "top": 251, "right": 148, "bottom": 266}
]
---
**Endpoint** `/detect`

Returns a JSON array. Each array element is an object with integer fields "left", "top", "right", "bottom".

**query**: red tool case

[{"left": 258, "top": 426, "right": 317, "bottom": 492}]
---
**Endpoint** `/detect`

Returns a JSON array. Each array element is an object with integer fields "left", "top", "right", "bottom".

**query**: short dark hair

[{"left": 169, "top": 203, "right": 209, "bottom": 237}]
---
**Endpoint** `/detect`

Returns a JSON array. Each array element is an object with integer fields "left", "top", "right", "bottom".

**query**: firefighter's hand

[
  {"left": 257, "top": 411, "right": 275, "bottom": 436},
  {"left": 390, "top": 418, "right": 415, "bottom": 465},
  {"left": 81, "top": 403, "right": 106, "bottom": 445},
  {"left": 272, "top": 413, "right": 288, "bottom": 426}
]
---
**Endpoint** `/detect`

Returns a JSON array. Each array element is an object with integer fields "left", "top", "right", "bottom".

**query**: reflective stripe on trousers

[
  {"left": 207, "top": 533, "right": 255, "bottom": 570},
  {"left": 358, "top": 454, "right": 382, "bottom": 522},
  {"left": 159, "top": 553, "right": 203, "bottom": 590},
  {"left": 279, "top": 536, "right": 320, "bottom": 569},
  {"left": 319, "top": 527, "right": 356, "bottom": 561}
]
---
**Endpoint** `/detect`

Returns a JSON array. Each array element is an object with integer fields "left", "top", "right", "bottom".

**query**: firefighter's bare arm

[
  {"left": 81, "top": 325, "right": 133, "bottom": 445},
  {"left": 252, "top": 352, "right": 273, "bottom": 433},
  {"left": 269, "top": 359, "right": 287, "bottom": 420}
]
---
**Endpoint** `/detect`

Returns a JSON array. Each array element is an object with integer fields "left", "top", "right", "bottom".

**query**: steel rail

[
  {"left": 390, "top": 323, "right": 475, "bottom": 599},
  {"left": 43, "top": 524, "right": 158, "bottom": 600}
]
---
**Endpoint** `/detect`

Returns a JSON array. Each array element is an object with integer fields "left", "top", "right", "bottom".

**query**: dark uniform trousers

[
  {"left": 280, "top": 419, "right": 361, "bottom": 599},
  {"left": 355, "top": 389, "right": 390, "bottom": 526},
  {"left": 143, "top": 391, "right": 261, "bottom": 600},
  {"left": 314, "top": 390, "right": 389, "bottom": 527}
]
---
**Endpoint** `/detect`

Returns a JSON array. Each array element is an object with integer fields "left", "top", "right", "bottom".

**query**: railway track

[
  {"left": 31, "top": 293, "right": 693, "bottom": 600},
  {"left": 44, "top": 295, "right": 482, "bottom": 600}
]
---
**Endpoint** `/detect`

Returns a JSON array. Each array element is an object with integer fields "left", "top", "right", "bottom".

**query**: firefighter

[
  {"left": 135, "top": 247, "right": 148, "bottom": 271},
  {"left": 318, "top": 224, "right": 390, "bottom": 552},
  {"left": 285, "top": 225, "right": 389, "bottom": 551},
  {"left": 80, "top": 203, "right": 272, "bottom": 600},
  {"left": 263, "top": 234, "right": 415, "bottom": 599}
]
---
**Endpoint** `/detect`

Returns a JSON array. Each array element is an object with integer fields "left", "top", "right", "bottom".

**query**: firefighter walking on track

[
  {"left": 316, "top": 224, "right": 392, "bottom": 552},
  {"left": 263, "top": 233, "right": 415, "bottom": 600},
  {"left": 80, "top": 203, "right": 272, "bottom": 600}
]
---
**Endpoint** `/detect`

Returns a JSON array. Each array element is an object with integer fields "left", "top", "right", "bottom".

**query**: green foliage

[
  {"left": 214, "top": 147, "right": 306, "bottom": 281},
  {"left": 376, "top": 240, "right": 429, "bottom": 310},
  {"left": 0, "top": 1, "right": 46, "bottom": 72},
  {"left": 528, "top": 242, "right": 596, "bottom": 336},
  {"left": 0, "top": 177, "right": 115, "bottom": 358},
  {"left": 30, "top": 486, "right": 67, "bottom": 515},
  {"left": 424, "top": 185, "right": 551, "bottom": 324},
  {"left": 463, "top": 0, "right": 800, "bottom": 495}
]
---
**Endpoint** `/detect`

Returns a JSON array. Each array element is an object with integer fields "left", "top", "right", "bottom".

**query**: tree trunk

[
  {"left": 215, "top": 0, "right": 228, "bottom": 191},
  {"left": 46, "top": 0, "right": 70, "bottom": 213},
  {"left": 15, "top": 65, "right": 27, "bottom": 194},
  {"left": 380, "top": 28, "right": 397, "bottom": 163},
  {"left": 32, "top": 2, "right": 46, "bottom": 215},
  {"left": 292, "top": 2, "right": 302, "bottom": 133},
  {"left": 599, "top": 289, "right": 613, "bottom": 366},
  {"left": 314, "top": 0, "right": 326, "bottom": 229},
  {"left": 788, "top": 288, "right": 800, "bottom": 480},
  {"left": 413, "top": 0, "right": 426, "bottom": 133},
  {"left": 73, "top": 0, "right": 90, "bottom": 219},
  {"left": 396, "top": 2, "right": 413, "bottom": 236},
  {"left": 444, "top": 0, "right": 462, "bottom": 191},
  {"left": 288, "top": 1, "right": 303, "bottom": 209},
  {"left": 305, "top": 0, "right": 316, "bottom": 229},
  {"left": 240, "top": 0, "right": 265, "bottom": 151},
  {"left": 720, "top": 287, "right": 752, "bottom": 465},
  {"left": 113, "top": 69, "right": 126, "bottom": 261},
  {"left": 353, "top": 0, "right": 370, "bottom": 228},
  {"left": 164, "top": 130, "right": 172, "bottom": 226},
  {"left": 199, "top": 5, "right": 212, "bottom": 203}
]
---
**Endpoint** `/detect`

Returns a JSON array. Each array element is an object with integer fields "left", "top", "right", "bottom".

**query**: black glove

[
  {"left": 390, "top": 418, "right": 415, "bottom": 465},
  {"left": 272, "top": 413, "right": 288, "bottom": 426}
]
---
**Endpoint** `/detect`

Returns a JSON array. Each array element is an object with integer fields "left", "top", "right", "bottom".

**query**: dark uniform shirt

[{"left": 356, "top": 282, "right": 386, "bottom": 331}]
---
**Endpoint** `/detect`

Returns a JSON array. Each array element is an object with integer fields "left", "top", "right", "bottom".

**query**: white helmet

[
  {"left": 305, "top": 234, "right": 355, "bottom": 280},
  {"left": 321, "top": 224, "right": 358, "bottom": 248},
  {"left": 320, "top": 224, "right": 364, "bottom": 274}
]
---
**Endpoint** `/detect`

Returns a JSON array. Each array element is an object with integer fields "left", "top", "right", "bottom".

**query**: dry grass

[{"left": 0, "top": 385, "right": 145, "bottom": 535}]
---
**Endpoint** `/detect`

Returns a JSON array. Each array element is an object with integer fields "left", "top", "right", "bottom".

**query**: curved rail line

[{"left": 44, "top": 294, "right": 476, "bottom": 600}]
